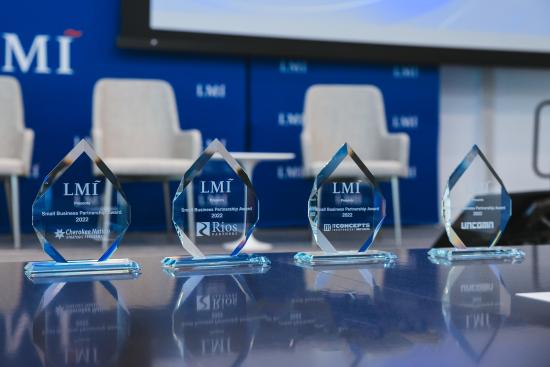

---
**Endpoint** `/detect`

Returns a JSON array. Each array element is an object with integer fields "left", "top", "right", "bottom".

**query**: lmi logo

[
  {"left": 200, "top": 179, "right": 233, "bottom": 194},
  {"left": 2, "top": 32, "right": 79, "bottom": 75},
  {"left": 63, "top": 181, "right": 101, "bottom": 196},
  {"left": 332, "top": 182, "right": 360, "bottom": 194}
]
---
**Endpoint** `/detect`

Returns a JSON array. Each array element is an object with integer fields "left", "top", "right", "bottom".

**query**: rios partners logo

[{"left": 196, "top": 222, "right": 239, "bottom": 237}]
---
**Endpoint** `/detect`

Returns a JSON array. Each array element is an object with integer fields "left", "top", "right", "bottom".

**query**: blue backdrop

[{"left": 0, "top": 0, "right": 439, "bottom": 233}]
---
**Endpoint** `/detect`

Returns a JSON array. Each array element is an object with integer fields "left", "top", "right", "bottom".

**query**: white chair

[
  {"left": 301, "top": 85, "right": 409, "bottom": 245},
  {"left": 0, "top": 76, "right": 34, "bottom": 249},
  {"left": 92, "top": 78, "right": 202, "bottom": 235}
]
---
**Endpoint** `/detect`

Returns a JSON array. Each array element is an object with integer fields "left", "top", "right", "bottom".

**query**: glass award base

[
  {"left": 25, "top": 258, "right": 141, "bottom": 279},
  {"left": 162, "top": 253, "right": 271, "bottom": 274},
  {"left": 294, "top": 250, "right": 397, "bottom": 266},
  {"left": 428, "top": 247, "right": 525, "bottom": 263}
]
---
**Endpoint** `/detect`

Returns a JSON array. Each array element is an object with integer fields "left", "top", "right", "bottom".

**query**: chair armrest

[
  {"left": 21, "top": 128, "right": 34, "bottom": 176},
  {"left": 90, "top": 129, "right": 104, "bottom": 177},
  {"left": 300, "top": 131, "right": 314, "bottom": 177},
  {"left": 91, "top": 128, "right": 103, "bottom": 155},
  {"left": 383, "top": 132, "right": 410, "bottom": 177},
  {"left": 174, "top": 129, "right": 202, "bottom": 159}
]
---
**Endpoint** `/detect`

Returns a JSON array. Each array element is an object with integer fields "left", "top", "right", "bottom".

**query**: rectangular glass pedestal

[
  {"left": 25, "top": 258, "right": 141, "bottom": 279},
  {"left": 162, "top": 254, "right": 271, "bottom": 275},
  {"left": 428, "top": 246, "right": 525, "bottom": 263},
  {"left": 294, "top": 250, "right": 397, "bottom": 266}
]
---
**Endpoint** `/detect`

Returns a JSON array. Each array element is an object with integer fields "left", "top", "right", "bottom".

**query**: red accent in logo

[{"left": 64, "top": 29, "right": 82, "bottom": 38}]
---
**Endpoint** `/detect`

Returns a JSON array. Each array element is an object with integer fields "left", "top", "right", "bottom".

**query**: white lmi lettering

[
  {"left": 332, "top": 182, "right": 360, "bottom": 194},
  {"left": 200, "top": 179, "right": 233, "bottom": 194},
  {"left": 2, "top": 33, "right": 74, "bottom": 75},
  {"left": 63, "top": 181, "right": 100, "bottom": 196}
]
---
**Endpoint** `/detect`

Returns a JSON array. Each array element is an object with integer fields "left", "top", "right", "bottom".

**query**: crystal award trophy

[
  {"left": 429, "top": 145, "right": 524, "bottom": 262},
  {"left": 294, "top": 143, "right": 396, "bottom": 266},
  {"left": 25, "top": 139, "right": 140, "bottom": 278},
  {"left": 163, "top": 139, "right": 270, "bottom": 272}
]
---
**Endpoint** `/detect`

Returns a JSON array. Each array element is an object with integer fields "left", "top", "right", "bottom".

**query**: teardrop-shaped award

[
  {"left": 163, "top": 139, "right": 270, "bottom": 273},
  {"left": 429, "top": 145, "right": 524, "bottom": 262},
  {"left": 25, "top": 139, "right": 140, "bottom": 278},
  {"left": 294, "top": 143, "right": 396, "bottom": 266}
]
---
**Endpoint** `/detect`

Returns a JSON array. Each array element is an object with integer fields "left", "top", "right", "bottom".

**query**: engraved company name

[
  {"left": 196, "top": 221, "right": 238, "bottom": 237},
  {"left": 461, "top": 221, "right": 495, "bottom": 230}
]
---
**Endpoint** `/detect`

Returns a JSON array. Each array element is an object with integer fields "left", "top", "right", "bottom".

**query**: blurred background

[{"left": 1, "top": 0, "right": 550, "bottom": 253}]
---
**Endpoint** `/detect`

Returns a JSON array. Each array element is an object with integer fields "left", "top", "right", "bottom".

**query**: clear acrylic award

[
  {"left": 429, "top": 145, "right": 524, "bottom": 262},
  {"left": 163, "top": 139, "right": 270, "bottom": 272},
  {"left": 294, "top": 143, "right": 396, "bottom": 266},
  {"left": 25, "top": 139, "right": 140, "bottom": 278}
]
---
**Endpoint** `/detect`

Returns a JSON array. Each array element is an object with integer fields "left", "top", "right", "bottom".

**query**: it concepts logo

[{"left": 196, "top": 222, "right": 211, "bottom": 237}]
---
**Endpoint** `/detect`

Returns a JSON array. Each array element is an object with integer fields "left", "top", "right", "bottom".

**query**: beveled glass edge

[
  {"left": 161, "top": 254, "right": 270, "bottom": 275},
  {"left": 34, "top": 139, "right": 127, "bottom": 200},
  {"left": 28, "top": 272, "right": 140, "bottom": 284},
  {"left": 443, "top": 144, "right": 512, "bottom": 249},
  {"left": 31, "top": 139, "right": 131, "bottom": 262},
  {"left": 24, "top": 258, "right": 141, "bottom": 279},
  {"left": 162, "top": 253, "right": 270, "bottom": 267},
  {"left": 172, "top": 138, "right": 259, "bottom": 257},
  {"left": 294, "top": 250, "right": 397, "bottom": 266},
  {"left": 428, "top": 247, "right": 525, "bottom": 264},
  {"left": 447, "top": 145, "right": 508, "bottom": 193},
  {"left": 163, "top": 263, "right": 270, "bottom": 277},
  {"left": 310, "top": 143, "right": 382, "bottom": 201}
]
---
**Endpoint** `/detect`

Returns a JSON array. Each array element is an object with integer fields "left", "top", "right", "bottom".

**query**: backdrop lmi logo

[
  {"left": 196, "top": 222, "right": 211, "bottom": 237},
  {"left": 1, "top": 31, "right": 80, "bottom": 75}
]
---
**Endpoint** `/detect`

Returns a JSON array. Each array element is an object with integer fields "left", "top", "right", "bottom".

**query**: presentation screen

[{"left": 119, "top": 0, "right": 550, "bottom": 64}]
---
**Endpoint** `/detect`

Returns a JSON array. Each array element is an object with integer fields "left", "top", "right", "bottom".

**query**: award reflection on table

[
  {"left": 441, "top": 264, "right": 511, "bottom": 362},
  {"left": 163, "top": 139, "right": 270, "bottom": 273},
  {"left": 171, "top": 275, "right": 258, "bottom": 365},
  {"left": 429, "top": 145, "right": 524, "bottom": 262},
  {"left": 295, "top": 143, "right": 396, "bottom": 266},
  {"left": 32, "top": 280, "right": 129, "bottom": 367},
  {"left": 25, "top": 139, "right": 140, "bottom": 278}
]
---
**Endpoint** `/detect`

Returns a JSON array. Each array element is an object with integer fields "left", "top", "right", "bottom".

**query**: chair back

[
  {"left": 302, "top": 84, "right": 389, "bottom": 162},
  {"left": 0, "top": 76, "right": 25, "bottom": 158},
  {"left": 93, "top": 78, "right": 182, "bottom": 158}
]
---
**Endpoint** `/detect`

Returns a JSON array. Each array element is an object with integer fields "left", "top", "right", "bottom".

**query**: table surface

[{"left": 2, "top": 246, "right": 550, "bottom": 367}]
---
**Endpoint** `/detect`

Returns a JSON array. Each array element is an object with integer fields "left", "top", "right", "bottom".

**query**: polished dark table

[{"left": 2, "top": 245, "right": 550, "bottom": 367}]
